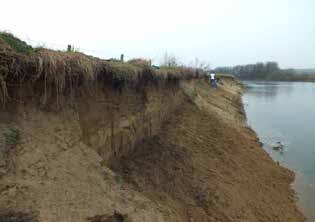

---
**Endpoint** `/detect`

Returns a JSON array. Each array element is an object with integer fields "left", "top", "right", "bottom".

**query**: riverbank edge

[{"left": 239, "top": 81, "right": 306, "bottom": 220}]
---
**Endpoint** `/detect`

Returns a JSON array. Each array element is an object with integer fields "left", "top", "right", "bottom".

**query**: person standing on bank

[{"left": 210, "top": 72, "right": 217, "bottom": 88}]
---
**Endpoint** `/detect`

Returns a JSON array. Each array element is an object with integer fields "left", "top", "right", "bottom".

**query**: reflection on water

[
  {"left": 245, "top": 81, "right": 296, "bottom": 99},
  {"left": 243, "top": 81, "right": 315, "bottom": 221}
]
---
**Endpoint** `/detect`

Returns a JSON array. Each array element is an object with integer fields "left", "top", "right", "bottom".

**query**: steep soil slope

[
  {"left": 115, "top": 79, "right": 305, "bottom": 222},
  {"left": 0, "top": 78, "right": 304, "bottom": 222}
]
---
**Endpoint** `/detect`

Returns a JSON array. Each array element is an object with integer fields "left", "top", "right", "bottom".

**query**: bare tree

[
  {"left": 160, "top": 52, "right": 180, "bottom": 67},
  {"left": 190, "top": 58, "right": 211, "bottom": 71}
]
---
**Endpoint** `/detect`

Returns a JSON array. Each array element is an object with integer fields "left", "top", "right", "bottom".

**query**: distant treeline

[{"left": 215, "top": 62, "right": 315, "bottom": 82}]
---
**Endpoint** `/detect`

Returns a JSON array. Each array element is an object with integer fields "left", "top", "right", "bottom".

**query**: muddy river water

[{"left": 242, "top": 81, "right": 315, "bottom": 221}]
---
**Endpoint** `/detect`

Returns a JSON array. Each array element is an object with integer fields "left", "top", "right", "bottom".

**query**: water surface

[{"left": 243, "top": 81, "right": 315, "bottom": 221}]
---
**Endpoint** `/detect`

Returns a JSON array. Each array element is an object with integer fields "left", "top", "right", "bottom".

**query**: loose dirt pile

[{"left": 0, "top": 77, "right": 305, "bottom": 222}]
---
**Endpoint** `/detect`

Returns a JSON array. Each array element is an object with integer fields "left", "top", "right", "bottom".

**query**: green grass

[
  {"left": 0, "top": 31, "right": 34, "bottom": 54},
  {"left": 4, "top": 127, "right": 20, "bottom": 147}
]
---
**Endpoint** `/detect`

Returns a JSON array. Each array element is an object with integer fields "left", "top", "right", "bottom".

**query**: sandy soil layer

[{"left": 0, "top": 78, "right": 305, "bottom": 222}]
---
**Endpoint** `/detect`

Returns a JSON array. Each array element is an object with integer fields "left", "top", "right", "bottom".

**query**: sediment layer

[{"left": 0, "top": 75, "right": 305, "bottom": 222}]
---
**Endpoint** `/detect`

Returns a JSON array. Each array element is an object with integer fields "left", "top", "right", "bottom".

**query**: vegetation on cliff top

[
  {"left": 0, "top": 32, "right": 35, "bottom": 54},
  {"left": 0, "top": 32, "right": 207, "bottom": 108}
]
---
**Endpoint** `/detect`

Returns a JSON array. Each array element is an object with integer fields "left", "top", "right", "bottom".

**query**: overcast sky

[{"left": 1, "top": 0, "right": 314, "bottom": 68}]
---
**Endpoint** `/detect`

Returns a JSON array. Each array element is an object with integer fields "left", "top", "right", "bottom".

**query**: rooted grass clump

[{"left": 4, "top": 127, "right": 20, "bottom": 147}]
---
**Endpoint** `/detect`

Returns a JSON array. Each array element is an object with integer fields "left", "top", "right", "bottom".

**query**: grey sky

[{"left": 1, "top": 0, "right": 314, "bottom": 68}]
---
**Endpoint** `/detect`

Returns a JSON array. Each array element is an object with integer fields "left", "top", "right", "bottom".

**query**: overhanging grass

[
  {"left": 0, "top": 32, "right": 34, "bottom": 54},
  {"left": 0, "top": 33, "right": 206, "bottom": 109}
]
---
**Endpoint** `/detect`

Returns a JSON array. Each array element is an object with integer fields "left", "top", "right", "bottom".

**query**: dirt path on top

[{"left": 115, "top": 79, "right": 305, "bottom": 222}]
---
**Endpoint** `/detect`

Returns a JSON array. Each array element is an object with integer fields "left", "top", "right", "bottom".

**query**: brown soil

[{"left": 0, "top": 78, "right": 305, "bottom": 222}]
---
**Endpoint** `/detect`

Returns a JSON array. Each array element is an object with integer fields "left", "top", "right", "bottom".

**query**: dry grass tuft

[
  {"left": 128, "top": 58, "right": 151, "bottom": 67},
  {"left": 0, "top": 34, "right": 207, "bottom": 109}
]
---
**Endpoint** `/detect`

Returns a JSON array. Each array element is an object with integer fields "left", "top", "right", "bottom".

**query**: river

[{"left": 242, "top": 81, "right": 315, "bottom": 221}]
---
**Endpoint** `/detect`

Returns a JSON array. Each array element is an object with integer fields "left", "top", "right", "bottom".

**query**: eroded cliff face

[
  {"left": 0, "top": 82, "right": 186, "bottom": 222},
  {"left": 0, "top": 78, "right": 305, "bottom": 222},
  {"left": 78, "top": 85, "right": 185, "bottom": 167}
]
